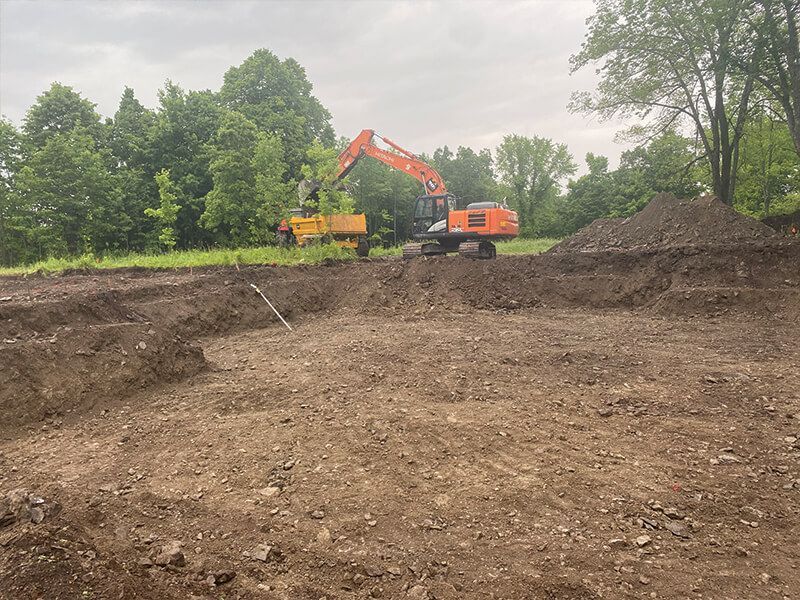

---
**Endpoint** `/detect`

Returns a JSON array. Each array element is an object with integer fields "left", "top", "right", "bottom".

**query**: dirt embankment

[{"left": 1, "top": 230, "right": 799, "bottom": 433}]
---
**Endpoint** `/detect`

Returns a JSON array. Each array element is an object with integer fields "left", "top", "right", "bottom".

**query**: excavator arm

[{"left": 322, "top": 129, "right": 448, "bottom": 197}]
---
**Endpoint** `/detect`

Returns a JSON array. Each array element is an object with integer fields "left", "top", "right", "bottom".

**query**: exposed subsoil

[{"left": 1, "top": 200, "right": 799, "bottom": 599}]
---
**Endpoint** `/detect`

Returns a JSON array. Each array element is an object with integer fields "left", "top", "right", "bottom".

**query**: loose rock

[{"left": 154, "top": 541, "right": 185, "bottom": 567}]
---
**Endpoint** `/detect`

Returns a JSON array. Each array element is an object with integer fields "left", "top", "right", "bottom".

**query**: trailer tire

[{"left": 356, "top": 237, "right": 370, "bottom": 257}]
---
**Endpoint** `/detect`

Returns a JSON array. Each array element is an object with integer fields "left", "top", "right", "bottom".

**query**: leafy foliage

[
  {"left": 431, "top": 146, "right": 500, "bottom": 204},
  {"left": 145, "top": 169, "right": 181, "bottom": 250},
  {"left": 0, "top": 119, "right": 29, "bottom": 265},
  {"left": 23, "top": 82, "right": 105, "bottom": 149},
  {"left": 219, "top": 49, "right": 334, "bottom": 178},
  {"left": 734, "top": 114, "right": 800, "bottom": 215},
  {"left": 301, "top": 140, "right": 354, "bottom": 215},
  {"left": 555, "top": 131, "right": 703, "bottom": 236},
  {"left": 15, "top": 128, "right": 123, "bottom": 256},
  {"left": 738, "top": 0, "right": 800, "bottom": 155},
  {"left": 570, "top": 0, "right": 755, "bottom": 204},
  {"left": 201, "top": 111, "right": 295, "bottom": 245},
  {"left": 495, "top": 134, "right": 576, "bottom": 235}
]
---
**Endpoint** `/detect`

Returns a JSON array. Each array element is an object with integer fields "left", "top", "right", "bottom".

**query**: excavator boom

[{"left": 335, "top": 129, "right": 447, "bottom": 196}]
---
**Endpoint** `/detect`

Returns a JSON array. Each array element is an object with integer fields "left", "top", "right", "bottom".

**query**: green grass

[
  {"left": 0, "top": 237, "right": 559, "bottom": 276},
  {"left": 366, "top": 245, "right": 402, "bottom": 257},
  {"left": 0, "top": 244, "right": 358, "bottom": 276},
  {"left": 496, "top": 237, "right": 560, "bottom": 254}
]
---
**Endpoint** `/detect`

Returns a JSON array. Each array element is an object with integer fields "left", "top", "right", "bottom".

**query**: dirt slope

[{"left": 1, "top": 241, "right": 799, "bottom": 433}]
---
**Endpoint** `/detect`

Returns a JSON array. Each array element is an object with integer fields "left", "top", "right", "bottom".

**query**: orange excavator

[{"left": 303, "top": 129, "right": 519, "bottom": 259}]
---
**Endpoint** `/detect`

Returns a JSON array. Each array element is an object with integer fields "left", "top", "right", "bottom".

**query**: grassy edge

[{"left": 0, "top": 238, "right": 559, "bottom": 276}]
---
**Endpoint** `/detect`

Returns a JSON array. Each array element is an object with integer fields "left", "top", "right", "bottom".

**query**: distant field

[{"left": 0, "top": 238, "right": 559, "bottom": 276}]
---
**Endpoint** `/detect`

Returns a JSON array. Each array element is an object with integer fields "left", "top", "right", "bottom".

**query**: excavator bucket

[{"left": 298, "top": 179, "right": 322, "bottom": 203}]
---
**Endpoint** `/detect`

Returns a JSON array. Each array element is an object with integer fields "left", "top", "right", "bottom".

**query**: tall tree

[
  {"left": 15, "top": 128, "right": 123, "bottom": 257},
  {"left": 734, "top": 113, "right": 800, "bottom": 215},
  {"left": 0, "top": 119, "right": 29, "bottom": 266},
  {"left": 201, "top": 111, "right": 260, "bottom": 245},
  {"left": 252, "top": 133, "right": 294, "bottom": 234},
  {"left": 495, "top": 134, "right": 576, "bottom": 233},
  {"left": 219, "top": 49, "right": 335, "bottom": 177},
  {"left": 202, "top": 111, "right": 294, "bottom": 245},
  {"left": 741, "top": 0, "right": 800, "bottom": 155},
  {"left": 23, "top": 82, "right": 105, "bottom": 150},
  {"left": 110, "top": 87, "right": 158, "bottom": 250},
  {"left": 110, "top": 87, "right": 155, "bottom": 169},
  {"left": 431, "top": 146, "right": 500, "bottom": 204},
  {"left": 571, "top": 0, "right": 756, "bottom": 204},
  {"left": 149, "top": 82, "right": 221, "bottom": 248}
]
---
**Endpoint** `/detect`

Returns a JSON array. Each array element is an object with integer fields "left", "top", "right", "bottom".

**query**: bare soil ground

[{"left": 1, "top": 234, "right": 799, "bottom": 599}]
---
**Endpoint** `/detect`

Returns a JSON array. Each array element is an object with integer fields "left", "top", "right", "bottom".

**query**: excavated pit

[
  {"left": 1, "top": 196, "right": 799, "bottom": 599},
  {"left": 1, "top": 237, "right": 798, "bottom": 432}
]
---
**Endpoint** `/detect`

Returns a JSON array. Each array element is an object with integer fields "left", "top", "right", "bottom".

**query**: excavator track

[
  {"left": 458, "top": 240, "right": 497, "bottom": 259},
  {"left": 402, "top": 243, "right": 423, "bottom": 259},
  {"left": 402, "top": 242, "right": 448, "bottom": 259}
]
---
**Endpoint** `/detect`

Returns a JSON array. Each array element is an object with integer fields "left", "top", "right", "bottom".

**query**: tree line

[{"left": 1, "top": 0, "right": 799, "bottom": 267}]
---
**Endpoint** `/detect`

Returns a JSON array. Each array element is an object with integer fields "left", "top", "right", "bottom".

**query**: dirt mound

[{"left": 551, "top": 193, "right": 778, "bottom": 253}]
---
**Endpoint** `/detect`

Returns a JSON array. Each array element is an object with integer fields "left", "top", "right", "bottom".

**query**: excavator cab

[{"left": 411, "top": 194, "right": 457, "bottom": 236}]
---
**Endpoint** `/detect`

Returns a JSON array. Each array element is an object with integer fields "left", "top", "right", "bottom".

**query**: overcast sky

[{"left": 0, "top": 0, "right": 630, "bottom": 171}]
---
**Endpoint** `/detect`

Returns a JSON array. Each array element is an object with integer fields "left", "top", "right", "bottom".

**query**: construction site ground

[{"left": 1, "top": 233, "right": 799, "bottom": 599}]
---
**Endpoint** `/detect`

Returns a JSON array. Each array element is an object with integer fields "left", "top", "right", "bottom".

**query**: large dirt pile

[{"left": 551, "top": 193, "right": 778, "bottom": 253}]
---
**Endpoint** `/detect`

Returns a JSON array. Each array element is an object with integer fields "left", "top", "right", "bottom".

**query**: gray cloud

[{"left": 0, "top": 0, "right": 631, "bottom": 172}]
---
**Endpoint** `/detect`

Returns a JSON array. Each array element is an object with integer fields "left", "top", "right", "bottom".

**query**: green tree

[
  {"left": 740, "top": 0, "right": 800, "bottom": 155},
  {"left": 495, "top": 134, "right": 576, "bottom": 234},
  {"left": 201, "top": 111, "right": 260, "bottom": 244},
  {"left": 253, "top": 133, "right": 293, "bottom": 234},
  {"left": 110, "top": 87, "right": 158, "bottom": 250},
  {"left": 110, "top": 86, "right": 155, "bottom": 169},
  {"left": 301, "top": 140, "right": 354, "bottom": 215},
  {"left": 557, "top": 131, "right": 702, "bottom": 236},
  {"left": 734, "top": 114, "right": 800, "bottom": 215},
  {"left": 15, "top": 128, "right": 123, "bottom": 257},
  {"left": 149, "top": 82, "right": 221, "bottom": 248},
  {"left": 23, "top": 82, "right": 105, "bottom": 149},
  {"left": 201, "top": 112, "right": 294, "bottom": 245},
  {"left": 0, "top": 119, "right": 30, "bottom": 265},
  {"left": 145, "top": 169, "right": 181, "bottom": 250},
  {"left": 219, "top": 49, "right": 335, "bottom": 177},
  {"left": 431, "top": 146, "right": 499, "bottom": 204},
  {"left": 557, "top": 153, "right": 615, "bottom": 235},
  {"left": 611, "top": 130, "right": 702, "bottom": 215},
  {"left": 348, "top": 157, "right": 421, "bottom": 244},
  {"left": 571, "top": 0, "right": 756, "bottom": 204}
]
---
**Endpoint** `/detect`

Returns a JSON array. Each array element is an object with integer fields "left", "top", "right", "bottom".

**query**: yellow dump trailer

[{"left": 289, "top": 212, "right": 370, "bottom": 257}]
